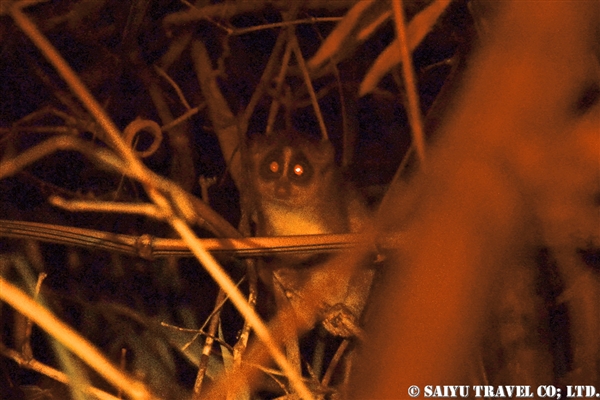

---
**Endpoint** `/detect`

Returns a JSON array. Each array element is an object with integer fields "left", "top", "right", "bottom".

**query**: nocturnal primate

[
  {"left": 246, "top": 130, "right": 372, "bottom": 332},
  {"left": 248, "top": 131, "right": 367, "bottom": 245}
]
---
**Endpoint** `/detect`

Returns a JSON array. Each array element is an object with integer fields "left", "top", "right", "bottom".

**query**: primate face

[{"left": 248, "top": 132, "right": 346, "bottom": 237}]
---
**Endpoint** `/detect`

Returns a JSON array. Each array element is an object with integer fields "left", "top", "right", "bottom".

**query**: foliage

[{"left": 0, "top": 0, "right": 472, "bottom": 398}]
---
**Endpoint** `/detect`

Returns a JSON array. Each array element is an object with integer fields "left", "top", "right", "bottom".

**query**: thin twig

[
  {"left": 168, "top": 214, "right": 315, "bottom": 400},
  {"left": 266, "top": 32, "right": 294, "bottom": 135},
  {"left": 11, "top": 1, "right": 143, "bottom": 171},
  {"left": 392, "top": 0, "right": 427, "bottom": 165},
  {"left": 192, "top": 289, "right": 226, "bottom": 398},
  {"left": 290, "top": 32, "right": 328, "bottom": 141},
  {"left": 0, "top": 219, "right": 363, "bottom": 259},
  {"left": 321, "top": 339, "right": 350, "bottom": 387},
  {"left": 154, "top": 65, "right": 192, "bottom": 110},
  {"left": 0, "top": 132, "right": 239, "bottom": 237},
  {"left": 241, "top": 26, "right": 288, "bottom": 135},
  {"left": 233, "top": 259, "right": 257, "bottom": 362},
  {"left": 49, "top": 196, "right": 163, "bottom": 218},
  {"left": 161, "top": 104, "right": 205, "bottom": 132},
  {"left": 0, "top": 343, "right": 121, "bottom": 400},
  {"left": 232, "top": 17, "right": 342, "bottom": 36},
  {"left": 0, "top": 278, "right": 155, "bottom": 400},
  {"left": 21, "top": 272, "right": 47, "bottom": 360}
]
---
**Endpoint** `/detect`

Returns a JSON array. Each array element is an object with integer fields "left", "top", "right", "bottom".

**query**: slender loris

[
  {"left": 246, "top": 130, "right": 372, "bottom": 333},
  {"left": 248, "top": 131, "right": 364, "bottom": 241}
]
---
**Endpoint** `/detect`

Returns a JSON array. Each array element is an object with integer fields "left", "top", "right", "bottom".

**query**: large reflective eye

[
  {"left": 293, "top": 164, "right": 304, "bottom": 176},
  {"left": 259, "top": 149, "right": 284, "bottom": 181},
  {"left": 269, "top": 161, "right": 280, "bottom": 173},
  {"left": 289, "top": 152, "right": 313, "bottom": 184}
]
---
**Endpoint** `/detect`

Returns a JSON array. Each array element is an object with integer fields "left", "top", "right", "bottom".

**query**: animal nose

[{"left": 274, "top": 181, "right": 291, "bottom": 198}]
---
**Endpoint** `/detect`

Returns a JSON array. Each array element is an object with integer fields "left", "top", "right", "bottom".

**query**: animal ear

[
  {"left": 310, "top": 140, "right": 336, "bottom": 166},
  {"left": 248, "top": 133, "right": 279, "bottom": 165},
  {"left": 247, "top": 132, "right": 268, "bottom": 150}
]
